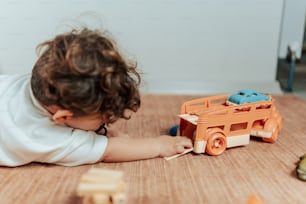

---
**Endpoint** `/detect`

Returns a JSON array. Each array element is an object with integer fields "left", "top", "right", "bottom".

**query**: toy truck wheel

[
  {"left": 262, "top": 119, "right": 279, "bottom": 143},
  {"left": 205, "top": 132, "right": 227, "bottom": 156}
]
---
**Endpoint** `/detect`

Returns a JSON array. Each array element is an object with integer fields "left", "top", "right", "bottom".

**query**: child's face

[{"left": 64, "top": 113, "right": 104, "bottom": 132}]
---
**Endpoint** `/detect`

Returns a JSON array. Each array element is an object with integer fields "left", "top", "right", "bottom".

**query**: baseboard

[{"left": 140, "top": 79, "right": 283, "bottom": 95}]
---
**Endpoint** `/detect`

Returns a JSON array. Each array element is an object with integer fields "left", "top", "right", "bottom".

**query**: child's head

[{"left": 31, "top": 28, "right": 141, "bottom": 125}]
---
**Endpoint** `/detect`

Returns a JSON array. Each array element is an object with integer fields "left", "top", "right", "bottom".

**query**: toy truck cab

[{"left": 178, "top": 91, "right": 283, "bottom": 156}]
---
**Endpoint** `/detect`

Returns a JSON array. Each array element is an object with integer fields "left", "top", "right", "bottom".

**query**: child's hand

[{"left": 156, "top": 135, "right": 193, "bottom": 158}]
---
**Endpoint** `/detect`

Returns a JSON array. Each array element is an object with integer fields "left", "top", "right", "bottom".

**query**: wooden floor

[{"left": 0, "top": 95, "right": 305, "bottom": 204}]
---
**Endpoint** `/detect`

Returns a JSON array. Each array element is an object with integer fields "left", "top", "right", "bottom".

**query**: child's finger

[
  {"left": 175, "top": 142, "right": 192, "bottom": 153},
  {"left": 175, "top": 145, "right": 186, "bottom": 153}
]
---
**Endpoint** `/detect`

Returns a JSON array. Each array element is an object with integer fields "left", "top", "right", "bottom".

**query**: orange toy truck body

[{"left": 178, "top": 93, "right": 283, "bottom": 156}]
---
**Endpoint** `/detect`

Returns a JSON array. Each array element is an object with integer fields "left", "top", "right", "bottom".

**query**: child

[{"left": 0, "top": 28, "right": 192, "bottom": 166}]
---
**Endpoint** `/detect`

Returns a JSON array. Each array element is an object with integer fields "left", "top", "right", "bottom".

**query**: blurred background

[{"left": 0, "top": 0, "right": 305, "bottom": 97}]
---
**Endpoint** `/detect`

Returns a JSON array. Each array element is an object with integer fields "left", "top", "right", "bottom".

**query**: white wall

[
  {"left": 279, "top": 0, "right": 306, "bottom": 59},
  {"left": 0, "top": 0, "right": 284, "bottom": 94}
]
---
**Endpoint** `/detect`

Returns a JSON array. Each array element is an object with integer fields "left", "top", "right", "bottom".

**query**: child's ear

[{"left": 52, "top": 110, "right": 73, "bottom": 124}]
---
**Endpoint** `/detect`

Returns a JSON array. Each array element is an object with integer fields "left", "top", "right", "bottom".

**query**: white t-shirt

[{"left": 0, "top": 74, "right": 108, "bottom": 166}]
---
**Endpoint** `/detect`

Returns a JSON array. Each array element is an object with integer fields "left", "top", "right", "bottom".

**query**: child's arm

[{"left": 99, "top": 136, "right": 192, "bottom": 162}]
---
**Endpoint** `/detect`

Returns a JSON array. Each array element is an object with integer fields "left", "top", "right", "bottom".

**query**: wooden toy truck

[{"left": 178, "top": 92, "right": 283, "bottom": 156}]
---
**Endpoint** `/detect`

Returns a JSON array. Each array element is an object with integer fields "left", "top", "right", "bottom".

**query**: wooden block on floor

[{"left": 77, "top": 168, "right": 126, "bottom": 204}]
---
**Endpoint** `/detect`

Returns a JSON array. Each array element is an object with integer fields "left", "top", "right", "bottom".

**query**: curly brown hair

[{"left": 31, "top": 28, "right": 141, "bottom": 124}]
